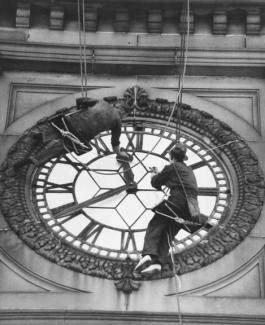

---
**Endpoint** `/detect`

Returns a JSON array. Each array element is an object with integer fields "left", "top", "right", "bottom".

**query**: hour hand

[
  {"left": 52, "top": 184, "right": 129, "bottom": 218},
  {"left": 116, "top": 152, "right": 137, "bottom": 194}
]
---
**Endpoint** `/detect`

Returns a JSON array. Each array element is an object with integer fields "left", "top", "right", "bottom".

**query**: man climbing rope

[
  {"left": 135, "top": 142, "right": 211, "bottom": 276},
  {"left": 14, "top": 97, "right": 129, "bottom": 170}
]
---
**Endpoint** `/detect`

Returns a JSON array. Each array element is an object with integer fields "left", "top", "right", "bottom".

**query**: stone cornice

[
  {"left": 0, "top": 294, "right": 265, "bottom": 324},
  {"left": 1, "top": 1, "right": 265, "bottom": 73},
  {"left": 1, "top": 0, "right": 265, "bottom": 35},
  {"left": 0, "top": 311, "right": 265, "bottom": 325},
  {"left": 1, "top": 33, "right": 265, "bottom": 72}
]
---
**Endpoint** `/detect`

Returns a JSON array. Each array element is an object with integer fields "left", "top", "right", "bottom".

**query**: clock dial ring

[{"left": 0, "top": 103, "right": 264, "bottom": 279}]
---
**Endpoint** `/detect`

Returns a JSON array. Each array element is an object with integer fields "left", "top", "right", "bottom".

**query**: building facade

[{"left": 0, "top": 0, "right": 265, "bottom": 324}]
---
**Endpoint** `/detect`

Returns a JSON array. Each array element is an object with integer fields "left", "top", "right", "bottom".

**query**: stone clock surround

[
  {"left": 0, "top": 77, "right": 264, "bottom": 325},
  {"left": 1, "top": 85, "right": 264, "bottom": 294}
]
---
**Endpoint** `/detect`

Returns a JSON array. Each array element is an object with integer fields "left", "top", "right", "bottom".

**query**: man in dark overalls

[
  {"left": 135, "top": 143, "right": 210, "bottom": 276},
  {"left": 14, "top": 97, "right": 129, "bottom": 169}
]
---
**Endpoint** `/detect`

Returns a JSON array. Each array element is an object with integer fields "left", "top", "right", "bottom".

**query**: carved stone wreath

[{"left": 0, "top": 86, "right": 264, "bottom": 294}]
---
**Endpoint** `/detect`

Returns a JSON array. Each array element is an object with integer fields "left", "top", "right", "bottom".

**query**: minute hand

[{"left": 53, "top": 184, "right": 129, "bottom": 219}]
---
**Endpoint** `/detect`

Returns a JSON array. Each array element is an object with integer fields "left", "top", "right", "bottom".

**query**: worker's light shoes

[
  {"left": 134, "top": 255, "right": 152, "bottom": 271},
  {"left": 141, "top": 264, "right": 162, "bottom": 276}
]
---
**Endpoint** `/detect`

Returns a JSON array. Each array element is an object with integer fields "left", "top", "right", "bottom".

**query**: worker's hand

[
  {"left": 116, "top": 147, "right": 133, "bottom": 163},
  {"left": 149, "top": 166, "right": 158, "bottom": 174},
  {"left": 117, "top": 150, "right": 129, "bottom": 160}
]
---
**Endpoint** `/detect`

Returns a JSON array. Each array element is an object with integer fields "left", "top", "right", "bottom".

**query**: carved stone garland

[{"left": 0, "top": 86, "right": 264, "bottom": 294}]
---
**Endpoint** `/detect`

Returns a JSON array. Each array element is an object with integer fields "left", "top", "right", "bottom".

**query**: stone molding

[
  {"left": 183, "top": 88, "right": 261, "bottom": 134},
  {"left": 49, "top": 5, "right": 65, "bottom": 31},
  {"left": 6, "top": 1, "right": 265, "bottom": 35},
  {"left": 178, "top": 244, "right": 265, "bottom": 297},
  {"left": 1, "top": 36, "right": 265, "bottom": 73},
  {"left": 147, "top": 9, "right": 163, "bottom": 34},
  {"left": 0, "top": 296, "right": 265, "bottom": 324},
  {"left": 114, "top": 9, "right": 129, "bottom": 33},
  {"left": 5, "top": 83, "right": 262, "bottom": 135},
  {"left": 15, "top": 1, "right": 31, "bottom": 29},
  {"left": 0, "top": 247, "right": 86, "bottom": 292},
  {"left": 84, "top": 7, "right": 98, "bottom": 32}
]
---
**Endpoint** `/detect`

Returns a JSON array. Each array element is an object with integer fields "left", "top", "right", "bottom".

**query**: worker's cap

[
  {"left": 76, "top": 97, "right": 98, "bottom": 110},
  {"left": 169, "top": 143, "right": 188, "bottom": 161}
]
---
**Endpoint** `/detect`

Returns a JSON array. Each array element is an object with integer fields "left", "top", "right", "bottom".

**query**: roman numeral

[
  {"left": 51, "top": 202, "right": 77, "bottom": 218},
  {"left": 58, "top": 155, "right": 83, "bottom": 171},
  {"left": 189, "top": 160, "right": 207, "bottom": 170},
  {"left": 121, "top": 231, "right": 137, "bottom": 251},
  {"left": 90, "top": 136, "right": 111, "bottom": 155},
  {"left": 198, "top": 187, "right": 219, "bottom": 196},
  {"left": 44, "top": 181, "right": 74, "bottom": 193},
  {"left": 77, "top": 220, "right": 103, "bottom": 242},
  {"left": 57, "top": 211, "right": 80, "bottom": 224},
  {"left": 160, "top": 141, "right": 176, "bottom": 157},
  {"left": 124, "top": 126, "right": 144, "bottom": 151}
]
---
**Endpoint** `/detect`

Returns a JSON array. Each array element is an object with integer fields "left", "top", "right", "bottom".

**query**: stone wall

[{"left": 0, "top": 71, "right": 265, "bottom": 324}]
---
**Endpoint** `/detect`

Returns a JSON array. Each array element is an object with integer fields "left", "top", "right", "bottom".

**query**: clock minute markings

[
  {"left": 124, "top": 125, "right": 144, "bottom": 151},
  {"left": 121, "top": 231, "right": 137, "bottom": 251},
  {"left": 134, "top": 127, "right": 144, "bottom": 151},
  {"left": 44, "top": 181, "right": 74, "bottom": 194},
  {"left": 77, "top": 219, "right": 103, "bottom": 243},
  {"left": 90, "top": 136, "right": 111, "bottom": 155},
  {"left": 198, "top": 187, "right": 219, "bottom": 196},
  {"left": 160, "top": 141, "right": 177, "bottom": 157}
]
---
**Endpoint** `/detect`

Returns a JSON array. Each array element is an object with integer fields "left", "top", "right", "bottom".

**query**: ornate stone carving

[
  {"left": 213, "top": 9, "right": 227, "bottom": 35},
  {"left": 246, "top": 8, "right": 261, "bottom": 35},
  {"left": 179, "top": 9, "right": 194, "bottom": 34},
  {"left": 114, "top": 9, "right": 129, "bottom": 33},
  {"left": 147, "top": 9, "right": 163, "bottom": 34},
  {"left": 114, "top": 258, "right": 141, "bottom": 293},
  {"left": 0, "top": 86, "right": 264, "bottom": 291},
  {"left": 16, "top": 1, "right": 31, "bottom": 28},
  {"left": 84, "top": 7, "right": 98, "bottom": 32},
  {"left": 50, "top": 6, "right": 65, "bottom": 30}
]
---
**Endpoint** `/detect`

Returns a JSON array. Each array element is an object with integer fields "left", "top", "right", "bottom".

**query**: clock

[
  {"left": 31, "top": 121, "right": 232, "bottom": 260},
  {"left": 0, "top": 86, "right": 264, "bottom": 287}
]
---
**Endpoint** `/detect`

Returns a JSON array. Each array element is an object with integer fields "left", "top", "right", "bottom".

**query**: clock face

[{"left": 31, "top": 120, "right": 231, "bottom": 261}]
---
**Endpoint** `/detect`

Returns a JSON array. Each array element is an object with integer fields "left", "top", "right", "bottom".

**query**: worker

[
  {"left": 135, "top": 142, "right": 210, "bottom": 276},
  {"left": 13, "top": 97, "right": 129, "bottom": 170}
]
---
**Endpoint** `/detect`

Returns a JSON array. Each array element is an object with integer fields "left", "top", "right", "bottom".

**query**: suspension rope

[
  {"left": 77, "top": 0, "right": 88, "bottom": 98},
  {"left": 167, "top": 232, "right": 183, "bottom": 325},
  {"left": 82, "top": 0, "right": 88, "bottom": 97},
  {"left": 77, "top": 0, "right": 84, "bottom": 97}
]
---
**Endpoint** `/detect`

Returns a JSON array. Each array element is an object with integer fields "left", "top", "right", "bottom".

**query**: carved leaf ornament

[{"left": 0, "top": 87, "right": 264, "bottom": 290}]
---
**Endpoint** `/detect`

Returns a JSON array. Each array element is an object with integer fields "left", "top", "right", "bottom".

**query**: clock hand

[
  {"left": 53, "top": 184, "right": 129, "bottom": 218},
  {"left": 116, "top": 152, "right": 137, "bottom": 193}
]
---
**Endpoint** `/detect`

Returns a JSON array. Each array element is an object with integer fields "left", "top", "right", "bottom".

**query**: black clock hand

[
  {"left": 53, "top": 184, "right": 130, "bottom": 218},
  {"left": 116, "top": 152, "right": 137, "bottom": 193}
]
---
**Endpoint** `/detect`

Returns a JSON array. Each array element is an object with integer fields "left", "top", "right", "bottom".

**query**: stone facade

[{"left": 0, "top": 0, "right": 265, "bottom": 324}]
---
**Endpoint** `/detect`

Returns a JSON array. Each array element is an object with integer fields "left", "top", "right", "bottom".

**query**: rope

[
  {"left": 77, "top": 0, "right": 84, "bottom": 98},
  {"left": 167, "top": 232, "right": 183, "bottom": 325},
  {"left": 82, "top": 0, "right": 88, "bottom": 97},
  {"left": 77, "top": 0, "right": 88, "bottom": 98},
  {"left": 176, "top": 0, "right": 190, "bottom": 139},
  {"left": 51, "top": 121, "right": 90, "bottom": 151}
]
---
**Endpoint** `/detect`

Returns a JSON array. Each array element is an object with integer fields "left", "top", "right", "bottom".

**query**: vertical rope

[
  {"left": 176, "top": 0, "right": 190, "bottom": 140},
  {"left": 82, "top": 0, "right": 88, "bottom": 98},
  {"left": 77, "top": 0, "right": 84, "bottom": 98},
  {"left": 167, "top": 232, "right": 183, "bottom": 325}
]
